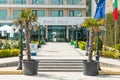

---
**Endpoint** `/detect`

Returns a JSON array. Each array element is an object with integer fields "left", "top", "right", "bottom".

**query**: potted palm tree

[
  {"left": 81, "top": 18, "right": 100, "bottom": 76},
  {"left": 13, "top": 9, "right": 39, "bottom": 75}
]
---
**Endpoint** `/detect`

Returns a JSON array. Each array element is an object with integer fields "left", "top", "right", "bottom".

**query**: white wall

[{"left": 91, "top": 0, "right": 97, "bottom": 18}]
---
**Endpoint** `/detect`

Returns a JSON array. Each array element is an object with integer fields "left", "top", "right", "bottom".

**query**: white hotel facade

[{"left": 0, "top": 0, "right": 96, "bottom": 42}]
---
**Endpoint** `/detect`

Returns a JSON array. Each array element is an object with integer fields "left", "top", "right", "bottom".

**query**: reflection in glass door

[{"left": 48, "top": 26, "right": 66, "bottom": 42}]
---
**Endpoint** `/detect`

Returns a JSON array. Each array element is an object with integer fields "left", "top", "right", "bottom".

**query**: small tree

[
  {"left": 82, "top": 18, "right": 100, "bottom": 62},
  {"left": 13, "top": 9, "right": 37, "bottom": 60}
]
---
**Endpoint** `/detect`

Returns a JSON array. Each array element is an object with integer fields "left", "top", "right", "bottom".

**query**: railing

[{"left": 0, "top": 0, "right": 86, "bottom": 5}]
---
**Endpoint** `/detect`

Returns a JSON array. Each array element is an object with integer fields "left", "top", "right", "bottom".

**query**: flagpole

[
  {"left": 104, "top": 0, "right": 107, "bottom": 46},
  {"left": 115, "top": 21, "right": 117, "bottom": 45}
]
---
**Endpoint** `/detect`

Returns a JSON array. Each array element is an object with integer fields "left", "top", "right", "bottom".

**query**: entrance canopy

[
  {"left": 37, "top": 17, "right": 88, "bottom": 26},
  {"left": 0, "top": 25, "right": 12, "bottom": 32}
]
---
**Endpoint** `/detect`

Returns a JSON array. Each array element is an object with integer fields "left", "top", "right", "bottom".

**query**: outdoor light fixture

[
  {"left": 96, "top": 26, "right": 106, "bottom": 61},
  {"left": 76, "top": 24, "right": 79, "bottom": 48},
  {"left": 17, "top": 25, "right": 24, "bottom": 70},
  {"left": 38, "top": 24, "right": 41, "bottom": 48},
  {"left": 85, "top": 30, "right": 89, "bottom": 56}
]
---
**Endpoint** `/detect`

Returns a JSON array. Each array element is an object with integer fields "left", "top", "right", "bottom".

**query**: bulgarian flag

[{"left": 113, "top": 0, "right": 118, "bottom": 21}]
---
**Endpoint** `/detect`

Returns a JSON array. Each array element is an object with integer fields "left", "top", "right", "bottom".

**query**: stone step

[
  {"left": 38, "top": 59, "right": 83, "bottom": 72},
  {"left": 38, "top": 69, "right": 83, "bottom": 72},
  {"left": 39, "top": 62, "right": 82, "bottom": 63},
  {"left": 38, "top": 59, "right": 83, "bottom": 61},
  {"left": 39, "top": 64, "right": 82, "bottom": 66},
  {"left": 38, "top": 66, "right": 83, "bottom": 69}
]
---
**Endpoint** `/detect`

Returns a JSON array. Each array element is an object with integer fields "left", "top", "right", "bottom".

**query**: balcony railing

[
  {"left": 0, "top": 4, "right": 86, "bottom": 8},
  {"left": 0, "top": 0, "right": 86, "bottom": 5}
]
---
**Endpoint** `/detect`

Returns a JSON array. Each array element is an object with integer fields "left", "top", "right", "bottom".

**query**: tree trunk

[
  {"left": 88, "top": 28, "right": 95, "bottom": 61},
  {"left": 25, "top": 22, "right": 31, "bottom": 60}
]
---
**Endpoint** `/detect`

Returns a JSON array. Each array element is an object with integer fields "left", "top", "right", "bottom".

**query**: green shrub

[
  {"left": 78, "top": 41, "right": 86, "bottom": 50},
  {"left": 80, "top": 44, "right": 85, "bottom": 50},
  {"left": 40, "top": 40, "right": 44, "bottom": 45},
  {"left": 100, "top": 51, "right": 113, "bottom": 58},
  {"left": 0, "top": 39, "right": 3, "bottom": 49},
  {"left": 0, "top": 49, "right": 19, "bottom": 58},
  {"left": 31, "top": 40, "right": 38, "bottom": 44},
  {"left": 113, "top": 52, "right": 120, "bottom": 59},
  {"left": 2, "top": 40, "right": 11, "bottom": 49},
  {"left": 94, "top": 37, "right": 103, "bottom": 51},
  {"left": 11, "top": 41, "right": 19, "bottom": 49},
  {"left": 115, "top": 44, "right": 120, "bottom": 52},
  {"left": 70, "top": 40, "right": 74, "bottom": 45},
  {"left": 103, "top": 45, "right": 117, "bottom": 52},
  {"left": 100, "top": 50, "right": 120, "bottom": 59}
]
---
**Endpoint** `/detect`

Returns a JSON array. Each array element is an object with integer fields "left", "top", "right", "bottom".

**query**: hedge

[
  {"left": 115, "top": 44, "right": 120, "bottom": 52},
  {"left": 78, "top": 41, "right": 86, "bottom": 50},
  {"left": 0, "top": 49, "right": 19, "bottom": 58},
  {"left": 100, "top": 50, "right": 120, "bottom": 59}
]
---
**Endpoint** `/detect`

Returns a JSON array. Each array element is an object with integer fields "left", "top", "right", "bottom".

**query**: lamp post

[
  {"left": 12, "top": 25, "right": 16, "bottom": 40},
  {"left": 96, "top": 26, "right": 106, "bottom": 61},
  {"left": 38, "top": 25, "right": 41, "bottom": 48},
  {"left": 85, "top": 30, "right": 89, "bottom": 56},
  {"left": 17, "top": 26, "right": 23, "bottom": 70},
  {"left": 72, "top": 25, "right": 75, "bottom": 41},
  {"left": 96, "top": 31, "right": 101, "bottom": 70},
  {"left": 95, "top": 26, "right": 106, "bottom": 70},
  {"left": 76, "top": 26, "right": 78, "bottom": 48},
  {"left": 96, "top": 31, "right": 99, "bottom": 61}
]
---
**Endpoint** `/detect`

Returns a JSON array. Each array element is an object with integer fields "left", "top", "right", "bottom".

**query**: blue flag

[{"left": 94, "top": 0, "right": 105, "bottom": 18}]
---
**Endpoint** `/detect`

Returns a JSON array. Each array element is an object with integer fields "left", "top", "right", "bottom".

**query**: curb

[
  {"left": 99, "top": 67, "right": 120, "bottom": 75},
  {"left": 0, "top": 67, "right": 22, "bottom": 75},
  {"left": 0, "top": 70, "right": 22, "bottom": 75},
  {"left": 0, "top": 67, "right": 120, "bottom": 75},
  {"left": 99, "top": 70, "right": 120, "bottom": 75}
]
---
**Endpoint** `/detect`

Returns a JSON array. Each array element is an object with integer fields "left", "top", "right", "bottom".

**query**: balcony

[
  {"left": 0, "top": 4, "right": 86, "bottom": 9},
  {"left": 37, "top": 17, "right": 88, "bottom": 25}
]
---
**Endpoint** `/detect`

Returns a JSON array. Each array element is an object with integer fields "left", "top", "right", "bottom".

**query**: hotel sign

[{"left": 37, "top": 17, "right": 87, "bottom": 25}]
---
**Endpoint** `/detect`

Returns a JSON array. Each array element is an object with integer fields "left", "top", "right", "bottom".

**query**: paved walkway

[
  {"left": 0, "top": 42, "right": 120, "bottom": 80},
  {"left": 32, "top": 42, "right": 87, "bottom": 60},
  {"left": 0, "top": 72, "right": 120, "bottom": 80}
]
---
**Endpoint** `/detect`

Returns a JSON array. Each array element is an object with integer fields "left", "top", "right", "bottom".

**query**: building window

[
  {"left": 13, "top": 0, "right": 26, "bottom": 4},
  {"left": 69, "top": 10, "right": 82, "bottom": 17},
  {"left": 50, "top": 10, "right": 63, "bottom": 17},
  {"left": 50, "top": 0, "right": 63, "bottom": 5},
  {"left": 32, "top": 0, "right": 44, "bottom": 4},
  {"left": 68, "top": 0, "right": 82, "bottom": 5},
  {"left": 86, "top": 0, "right": 91, "bottom": 16},
  {"left": 0, "top": 10, "right": 7, "bottom": 20},
  {"left": 32, "top": 10, "right": 45, "bottom": 17},
  {"left": 13, "top": 10, "right": 21, "bottom": 19},
  {"left": 0, "top": 0, "right": 7, "bottom": 4}
]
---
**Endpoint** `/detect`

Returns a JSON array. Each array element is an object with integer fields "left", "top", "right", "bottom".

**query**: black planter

[
  {"left": 22, "top": 59, "right": 39, "bottom": 75},
  {"left": 83, "top": 60, "right": 98, "bottom": 76}
]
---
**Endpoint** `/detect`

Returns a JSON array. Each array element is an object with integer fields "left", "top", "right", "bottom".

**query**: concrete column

[
  {"left": 46, "top": 25, "right": 48, "bottom": 40},
  {"left": 26, "top": 0, "right": 30, "bottom": 4},
  {"left": 9, "top": 0, "right": 13, "bottom": 4},
  {"left": 45, "top": 9, "right": 49, "bottom": 16},
  {"left": 45, "top": 0, "right": 48, "bottom": 4},
  {"left": 66, "top": 26, "right": 69, "bottom": 40},
  {"left": 82, "top": 9, "right": 86, "bottom": 17},
  {"left": 64, "top": 0, "right": 68, "bottom": 5},
  {"left": 91, "top": 0, "right": 96, "bottom": 18},
  {"left": 7, "top": 9, "right": 13, "bottom": 19},
  {"left": 63, "top": 9, "right": 68, "bottom": 16}
]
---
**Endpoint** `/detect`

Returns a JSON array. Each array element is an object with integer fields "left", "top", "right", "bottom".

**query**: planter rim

[
  {"left": 83, "top": 60, "right": 98, "bottom": 63},
  {"left": 22, "top": 59, "right": 39, "bottom": 62}
]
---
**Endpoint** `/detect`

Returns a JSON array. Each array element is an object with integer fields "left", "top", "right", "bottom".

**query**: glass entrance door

[{"left": 48, "top": 26, "right": 66, "bottom": 42}]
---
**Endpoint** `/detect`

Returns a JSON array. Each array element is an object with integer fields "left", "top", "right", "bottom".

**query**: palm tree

[
  {"left": 82, "top": 18, "right": 105, "bottom": 76},
  {"left": 13, "top": 9, "right": 37, "bottom": 61},
  {"left": 82, "top": 18, "right": 99, "bottom": 62}
]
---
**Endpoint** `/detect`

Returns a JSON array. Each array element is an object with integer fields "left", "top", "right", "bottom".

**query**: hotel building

[{"left": 0, "top": 0, "right": 95, "bottom": 42}]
